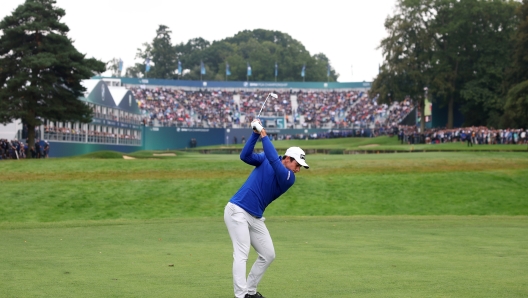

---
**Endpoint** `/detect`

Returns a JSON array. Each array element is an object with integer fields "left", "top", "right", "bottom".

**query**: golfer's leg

[
  {"left": 224, "top": 203, "right": 251, "bottom": 298},
  {"left": 247, "top": 218, "right": 275, "bottom": 294}
]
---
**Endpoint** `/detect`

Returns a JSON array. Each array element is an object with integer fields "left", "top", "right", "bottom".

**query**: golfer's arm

[
  {"left": 240, "top": 132, "right": 264, "bottom": 166},
  {"left": 262, "top": 136, "right": 295, "bottom": 186}
]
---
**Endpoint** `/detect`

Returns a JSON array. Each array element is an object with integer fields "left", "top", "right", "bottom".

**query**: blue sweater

[{"left": 229, "top": 132, "right": 295, "bottom": 218}]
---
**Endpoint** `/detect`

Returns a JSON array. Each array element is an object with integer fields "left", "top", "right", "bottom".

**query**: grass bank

[{"left": 0, "top": 152, "right": 527, "bottom": 222}]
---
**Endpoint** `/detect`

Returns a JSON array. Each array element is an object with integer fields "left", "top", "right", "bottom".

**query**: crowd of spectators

[
  {"left": 130, "top": 87, "right": 237, "bottom": 128},
  {"left": 0, "top": 139, "right": 49, "bottom": 160},
  {"left": 238, "top": 90, "right": 293, "bottom": 126},
  {"left": 385, "top": 97, "right": 414, "bottom": 127},
  {"left": 131, "top": 87, "right": 394, "bottom": 129},
  {"left": 129, "top": 86, "right": 518, "bottom": 146},
  {"left": 295, "top": 90, "right": 352, "bottom": 128},
  {"left": 343, "top": 95, "right": 389, "bottom": 128},
  {"left": 396, "top": 125, "right": 528, "bottom": 145}
]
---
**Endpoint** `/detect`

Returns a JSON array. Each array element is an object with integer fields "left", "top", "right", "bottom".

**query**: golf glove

[{"left": 252, "top": 119, "right": 263, "bottom": 133}]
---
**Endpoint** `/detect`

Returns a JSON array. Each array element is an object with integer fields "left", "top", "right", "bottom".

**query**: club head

[{"left": 270, "top": 93, "right": 278, "bottom": 98}]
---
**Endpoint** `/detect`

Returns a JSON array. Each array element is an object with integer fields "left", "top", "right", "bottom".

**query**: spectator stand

[{"left": 40, "top": 80, "right": 143, "bottom": 147}]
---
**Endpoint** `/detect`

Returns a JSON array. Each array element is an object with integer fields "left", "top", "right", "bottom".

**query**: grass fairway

[
  {"left": 1, "top": 217, "right": 527, "bottom": 297},
  {"left": 1, "top": 149, "right": 527, "bottom": 297}
]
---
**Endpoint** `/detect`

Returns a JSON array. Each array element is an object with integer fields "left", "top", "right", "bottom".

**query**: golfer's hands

[
  {"left": 251, "top": 119, "right": 266, "bottom": 136},
  {"left": 252, "top": 119, "right": 263, "bottom": 133}
]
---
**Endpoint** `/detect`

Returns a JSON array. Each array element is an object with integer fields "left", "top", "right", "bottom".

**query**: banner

[
  {"left": 226, "top": 62, "right": 231, "bottom": 76},
  {"left": 200, "top": 61, "right": 206, "bottom": 75},
  {"left": 145, "top": 58, "right": 151, "bottom": 73},
  {"left": 116, "top": 77, "right": 372, "bottom": 90}
]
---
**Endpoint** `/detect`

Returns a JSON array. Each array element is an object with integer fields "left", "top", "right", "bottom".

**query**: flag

[
  {"left": 274, "top": 62, "right": 278, "bottom": 78},
  {"left": 118, "top": 58, "right": 123, "bottom": 72},
  {"left": 145, "top": 58, "right": 151, "bottom": 73},
  {"left": 301, "top": 64, "right": 305, "bottom": 77},
  {"left": 178, "top": 60, "right": 182, "bottom": 75},
  {"left": 200, "top": 61, "right": 206, "bottom": 75},
  {"left": 327, "top": 63, "right": 330, "bottom": 77},
  {"left": 247, "top": 62, "right": 252, "bottom": 76},
  {"left": 226, "top": 62, "right": 231, "bottom": 76}
]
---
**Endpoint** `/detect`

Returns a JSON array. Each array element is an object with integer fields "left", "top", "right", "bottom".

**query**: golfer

[{"left": 224, "top": 119, "right": 309, "bottom": 298}]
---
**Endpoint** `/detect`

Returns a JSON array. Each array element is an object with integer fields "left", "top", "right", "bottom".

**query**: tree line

[
  {"left": 109, "top": 27, "right": 338, "bottom": 82},
  {"left": 370, "top": 0, "right": 528, "bottom": 130}
]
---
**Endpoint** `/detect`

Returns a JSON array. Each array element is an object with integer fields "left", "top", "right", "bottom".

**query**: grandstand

[{"left": 4, "top": 77, "right": 423, "bottom": 157}]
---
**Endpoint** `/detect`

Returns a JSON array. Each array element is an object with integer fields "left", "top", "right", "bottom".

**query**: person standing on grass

[
  {"left": 224, "top": 119, "right": 309, "bottom": 298},
  {"left": 467, "top": 131, "right": 473, "bottom": 147}
]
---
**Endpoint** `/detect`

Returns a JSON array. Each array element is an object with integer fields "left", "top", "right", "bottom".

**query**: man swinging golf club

[{"left": 224, "top": 94, "right": 309, "bottom": 298}]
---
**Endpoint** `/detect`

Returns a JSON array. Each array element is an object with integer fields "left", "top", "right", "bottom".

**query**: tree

[
  {"left": 372, "top": 0, "right": 519, "bottom": 129},
  {"left": 107, "top": 57, "right": 122, "bottom": 77},
  {"left": 150, "top": 25, "right": 178, "bottom": 79},
  {"left": 0, "top": 0, "right": 105, "bottom": 151},
  {"left": 125, "top": 42, "right": 152, "bottom": 78},
  {"left": 372, "top": 0, "right": 434, "bottom": 133},
  {"left": 431, "top": 0, "right": 518, "bottom": 128},
  {"left": 174, "top": 37, "right": 211, "bottom": 79},
  {"left": 503, "top": 0, "right": 528, "bottom": 128},
  {"left": 163, "top": 29, "right": 339, "bottom": 82}
]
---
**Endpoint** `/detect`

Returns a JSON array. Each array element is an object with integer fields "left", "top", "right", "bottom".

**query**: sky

[{"left": 1, "top": 0, "right": 398, "bottom": 83}]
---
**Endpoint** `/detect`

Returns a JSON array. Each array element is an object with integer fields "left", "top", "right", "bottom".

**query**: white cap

[{"left": 284, "top": 147, "right": 309, "bottom": 169}]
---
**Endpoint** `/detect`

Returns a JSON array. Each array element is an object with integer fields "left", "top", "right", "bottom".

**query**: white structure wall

[{"left": 0, "top": 119, "right": 22, "bottom": 140}]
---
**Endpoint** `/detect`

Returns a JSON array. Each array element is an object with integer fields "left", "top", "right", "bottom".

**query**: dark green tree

[
  {"left": 0, "top": 0, "right": 105, "bottom": 150},
  {"left": 174, "top": 37, "right": 211, "bottom": 80},
  {"left": 372, "top": 0, "right": 519, "bottom": 129},
  {"left": 503, "top": 0, "right": 528, "bottom": 128},
  {"left": 371, "top": 0, "right": 434, "bottom": 132},
  {"left": 432, "top": 0, "right": 518, "bottom": 127},
  {"left": 150, "top": 25, "right": 178, "bottom": 79},
  {"left": 167, "top": 29, "right": 338, "bottom": 82},
  {"left": 125, "top": 42, "right": 152, "bottom": 78}
]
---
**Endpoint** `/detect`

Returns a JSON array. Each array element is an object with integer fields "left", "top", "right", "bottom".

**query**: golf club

[
  {"left": 256, "top": 93, "right": 278, "bottom": 119},
  {"left": 252, "top": 92, "right": 277, "bottom": 133}
]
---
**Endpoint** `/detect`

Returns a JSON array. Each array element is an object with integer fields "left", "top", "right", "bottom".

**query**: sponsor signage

[
  {"left": 91, "top": 118, "right": 141, "bottom": 130},
  {"left": 111, "top": 77, "right": 371, "bottom": 90}
]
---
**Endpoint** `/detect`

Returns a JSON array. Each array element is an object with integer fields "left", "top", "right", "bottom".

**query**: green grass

[
  {"left": 1, "top": 217, "right": 527, "bottom": 297},
  {"left": 199, "top": 136, "right": 528, "bottom": 152},
  {"left": 1, "top": 149, "right": 528, "bottom": 297},
  {"left": 1, "top": 152, "right": 527, "bottom": 222},
  {"left": 73, "top": 150, "right": 126, "bottom": 159}
]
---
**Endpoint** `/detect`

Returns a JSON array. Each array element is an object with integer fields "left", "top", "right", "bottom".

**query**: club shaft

[{"left": 257, "top": 94, "right": 271, "bottom": 118}]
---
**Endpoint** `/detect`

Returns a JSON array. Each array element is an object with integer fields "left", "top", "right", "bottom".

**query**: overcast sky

[{"left": 1, "top": 0, "right": 397, "bottom": 83}]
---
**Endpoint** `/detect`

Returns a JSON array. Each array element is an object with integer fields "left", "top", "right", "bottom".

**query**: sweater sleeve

[
  {"left": 262, "top": 136, "right": 295, "bottom": 189},
  {"left": 240, "top": 132, "right": 265, "bottom": 166}
]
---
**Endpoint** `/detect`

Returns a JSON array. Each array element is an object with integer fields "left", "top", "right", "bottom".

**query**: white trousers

[{"left": 224, "top": 202, "right": 275, "bottom": 298}]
